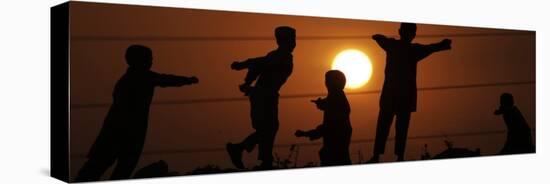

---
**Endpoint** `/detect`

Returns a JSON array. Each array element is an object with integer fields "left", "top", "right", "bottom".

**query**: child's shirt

[
  {"left": 374, "top": 36, "right": 449, "bottom": 112},
  {"left": 88, "top": 68, "right": 195, "bottom": 158},
  {"left": 307, "top": 90, "right": 352, "bottom": 147},
  {"left": 239, "top": 48, "right": 293, "bottom": 96},
  {"left": 496, "top": 105, "right": 533, "bottom": 154},
  {"left": 304, "top": 90, "right": 352, "bottom": 166}
]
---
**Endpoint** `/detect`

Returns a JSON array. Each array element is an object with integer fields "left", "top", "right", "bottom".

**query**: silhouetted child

[
  {"left": 295, "top": 70, "right": 352, "bottom": 166},
  {"left": 368, "top": 23, "right": 452, "bottom": 163},
  {"left": 226, "top": 26, "right": 296, "bottom": 169},
  {"left": 494, "top": 93, "right": 534, "bottom": 154},
  {"left": 75, "top": 45, "right": 199, "bottom": 181}
]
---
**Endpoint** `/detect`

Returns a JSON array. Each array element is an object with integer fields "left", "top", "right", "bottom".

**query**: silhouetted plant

[
  {"left": 421, "top": 140, "right": 481, "bottom": 160},
  {"left": 420, "top": 144, "right": 431, "bottom": 160},
  {"left": 274, "top": 145, "right": 299, "bottom": 169}
]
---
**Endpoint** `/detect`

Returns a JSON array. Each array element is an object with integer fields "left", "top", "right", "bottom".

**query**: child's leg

[
  {"left": 257, "top": 128, "right": 277, "bottom": 167},
  {"left": 394, "top": 112, "right": 411, "bottom": 160},
  {"left": 239, "top": 95, "right": 263, "bottom": 152},
  {"left": 373, "top": 109, "right": 395, "bottom": 155},
  {"left": 257, "top": 97, "right": 279, "bottom": 167},
  {"left": 75, "top": 156, "right": 116, "bottom": 182},
  {"left": 240, "top": 132, "right": 258, "bottom": 152},
  {"left": 110, "top": 154, "right": 140, "bottom": 180},
  {"left": 110, "top": 144, "right": 143, "bottom": 180}
]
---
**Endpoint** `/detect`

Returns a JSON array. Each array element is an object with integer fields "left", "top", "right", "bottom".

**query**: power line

[
  {"left": 70, "top": 129, "right": 535, "bottom": 158},
  {"left": 71, "top": 32, "right": 533, "bottom": 42},
  {"left": 71, "top": 80, "right": 535, "bottom": 109}
]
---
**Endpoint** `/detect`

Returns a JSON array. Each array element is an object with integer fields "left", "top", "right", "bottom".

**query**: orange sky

[{"left": 67, "top": 1, "right": 535, "bottom": 179}]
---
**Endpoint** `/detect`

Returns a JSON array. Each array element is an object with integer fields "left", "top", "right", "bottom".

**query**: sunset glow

[{"left": 332, "top": 49, "right": 373, "bottom": 89}]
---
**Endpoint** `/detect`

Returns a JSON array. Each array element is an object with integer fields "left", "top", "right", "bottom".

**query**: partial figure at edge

[
  {"left": 494, "top": 93, "right": 534, "bottom": 155},
  {"left": 75, "top": 45, "right": 199, "bottom": 181}
]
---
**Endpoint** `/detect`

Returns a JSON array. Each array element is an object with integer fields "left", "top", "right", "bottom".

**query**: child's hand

[
  {"left": 310, "top": 97, "right": 326, "bottom": 110},
  {"left": 189, "top": 76, "right": 199, "bottom": 84},
  {"left": 372, "top": 34, "right": 385, "bottom": 40},
  {"left": 441, "top": 39, "right": 452, "bottom": 50},
  {"left": 310, "top": 97, "right": 322, "bottom": 104},
  {"left": 231, "top": 61, "right": 245, "bottom": 70},
  {"left": 494, "top": 108, "right": 505, "bottom": 115},
  {"left": 295, "top": 130, "right": 306, "bottom": 137},
  {"left": 239, "top": 83, "right": 252, "bottom": 96}
]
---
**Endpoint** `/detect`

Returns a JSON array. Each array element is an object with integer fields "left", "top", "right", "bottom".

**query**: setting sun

[{"left": 331, "top": 49, "right": 373, "bottom": 89}]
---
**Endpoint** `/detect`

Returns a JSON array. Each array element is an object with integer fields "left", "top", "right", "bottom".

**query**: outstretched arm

[
  {"left": 231, "top": 57, "right": 264, "bottom": 70},
  {"left": 153, "top": 72, "right": 199, "bottom": 87},
  {"left": 231, "top": 57, "right": 266, "bottom": 85},
  {"left": 416, "top": 39, "right": 452, "bottom": 61},
  {"left": 311, "top": 97, "right": 328, "bottom": 111},
  {"left": 372, "top": 34, "right": 393, "bottom": 51},
  {"left": 428, "top": 39, "right": 452, "bottom": 53},
  {"left": 295, "top": 124, "right": 324, "bottom": 141}
]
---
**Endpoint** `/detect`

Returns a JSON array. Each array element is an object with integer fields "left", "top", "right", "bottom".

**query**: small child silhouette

[
  {"left": 295, "top": 70, "right": 352, "bottom": 166},
  {"left": 494, "top": 93, "right": 534, "bottom": 154}
]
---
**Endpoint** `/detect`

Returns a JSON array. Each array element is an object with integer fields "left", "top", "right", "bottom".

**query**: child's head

[
  {"left": 125, "top": 44, "right": 153, "bottom": 70},
  {"left": 275, "top": 26, "right": 296, "bottom": 52},
  {"left": 500, "top": 93, "right": 515, "bottom": 107},
  {"left": 325, "top": 70, "right": 346, "bottom": 91},
  {"left": 399, "top": 23, "right": 417, "bottom": 43}
]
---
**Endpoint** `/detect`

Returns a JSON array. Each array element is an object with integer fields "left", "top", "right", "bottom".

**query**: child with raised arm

[
  {"left": 368, "top": 23, "right": 452, "bottom": 163},
  {"left": 76, "top": 45, "right": 199, "bottom": 181},
  {"left": 226, "top": 26, "right": 296, "bottom": 169},
  {"left": 295, "top": 70, "right": 352, "bottom": 166}
]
